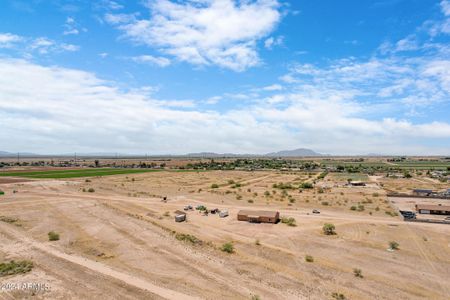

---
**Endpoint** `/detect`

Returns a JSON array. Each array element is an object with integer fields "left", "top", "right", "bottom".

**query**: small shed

[
  {"left": 237, "top": 210, "right": 279, "bottom": 223},
  {"left": 415, "top": 204, "right": 450, "bottom": 215}
]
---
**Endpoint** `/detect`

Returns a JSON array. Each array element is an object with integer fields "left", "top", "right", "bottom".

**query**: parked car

[
  {"left": 210, "top": 208, "right": 219, "bottom": 214},
  {"left": 312, "top": 209, "right": 320, "bottom": 214},
  {"left": 219, "top": 210, "right": 229, "bottom": 218},
  {"left": 184, "top": 205, "right": 193, "bottom": 211}
]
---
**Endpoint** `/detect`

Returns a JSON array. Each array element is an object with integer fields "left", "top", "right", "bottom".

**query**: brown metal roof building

[
  {"left": 237, "top": 210, "right": 280, "bottom": 223},
  {"left": 415, "top": 204, "right": 450, "bottom": 215}
]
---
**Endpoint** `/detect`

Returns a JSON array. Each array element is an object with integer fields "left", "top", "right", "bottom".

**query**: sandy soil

[{"left": 0, "top": 171, "right": 449, "bottom": 300}]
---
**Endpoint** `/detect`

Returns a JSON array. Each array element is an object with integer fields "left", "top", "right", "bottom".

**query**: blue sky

[{"left": 0, "top": 0, "right": 449, "bottom": 155}]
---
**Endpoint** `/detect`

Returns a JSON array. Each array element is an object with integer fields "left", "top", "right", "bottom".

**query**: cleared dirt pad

[{"left": 0, "top": 171, "right": 449, "bottom": 299}]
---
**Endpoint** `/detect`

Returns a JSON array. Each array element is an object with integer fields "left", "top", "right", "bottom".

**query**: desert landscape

[{"left": 0, "top": 158, "right": 449, "bottom": 300}]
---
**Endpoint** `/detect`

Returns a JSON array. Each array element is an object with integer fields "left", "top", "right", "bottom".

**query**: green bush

[
  {"left": 0, "top": 260, "right": 33, "bottom": 277},
  {"left": 322, "top": 223, "right": 336, "bottom": 235},
  {"left": 175, "top": 233, "right": 202, "bottom": 245},
  {"left": 353, "top": 268, "right": 363, "bottom": 278},
  {"left": 0, "top": 190, "right": 4, "bottom": 196},
  {"left": 389, "top": 241, "right": 399, "bottom": 250},
  {"left": 300, "top": 182, "right": 313, "bottom": 189},
  {"left": 281, "top": 217, "right": 297, "bottom": 227},
  {"left": 48, "top": 231, "right": 60, "bottom": 241},
  {"left": 221, "top": 242, "right": 234, "bottom": 253},
  {"left": 305, "top": 255, "right": 314, "bottom": 262},
  {"left": 332, "top": 292, "right": 346, "bottom": 300}
]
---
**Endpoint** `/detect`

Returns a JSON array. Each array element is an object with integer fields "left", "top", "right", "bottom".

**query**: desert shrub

[
  {"left": 211, "top": 183, "right": 219, "bottom": 189},
  {"left": 264, "top": 191, "right": 270, "bottom": 197},
  {"left": 300, "top": 182, "right": 313, "bottom": 189},
  {"left": 0, "top": 260, "right": 33, "bottom": 277},
  {"left": 372, "top": 192, "right": 379, "bottom": 197},
  {"left": 163, "top": 211, "right": 170, "bottom": 217},
  {"left": 48, "top": 231, "right": 60, "bottom": 241},
  {"left": 0, "top": 216, "right": 19, "bottom": 225},
  {"left": 247, "top": 199, "right": 254, "bottom": 203},
  {"left": 357, "top": 205, "right": 365, "bottom": 211},
  {"left": 353, "top": 268, "right": 363, "bottom": 278},
  {"left": 228, "top": 179, "right": 235, "bottom": 184},
  {"left": 350, "top": 206, "right": 357, "bottom": 211},
  {"left": 255, "top": 239, "right": 260, "bottom": 246},
  {"left": 289, "top": 198, "right": 296, "bottom": 203},
  {"left": 251, "top": 295, "right": 261, "bottom": 300},
  {"left": 389, "top": 241, "right": 399, "bottom": 250},
  {"left": 236, "top": 195, "right": 243, "bottom": 200},
  {"left": 332, "top": 292, "right": 346, "bottom": 300},
  {"left": 321, "top": 201, "right": 329, "bottom": 206},
  {"left": 87, "top": 188, "right": 95, "bottom": 193},
  {"left": 318, "top": 188, "right": 324, "bottom": 194},
  {"left": 247, "top": 188, "right": 251, "bottom": 192},
  {"left": 305, "top": 255, "right": 314, "bottom": 262},
  {"left": 85, "top": 179, "right": 91, "bottom": 182},
  {"left": 175, "top": 233, "right": 201, "bottom": 245},
  {"left": 281, "top": 217, "right": 297, "bottom": 227},
  {"left": 221, "top": 242, "right": 234, "bottom": 253},
  {"left": 322, "top": 223, "right": 336, "bottom": 235}
]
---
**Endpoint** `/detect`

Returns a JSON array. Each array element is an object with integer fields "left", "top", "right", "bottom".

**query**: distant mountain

[
  {"left": 266, "top": 148, "right": 322, "bottom": 157},
  {"left": 0, "top": 151, "right": 12, "bottom": 157},
  {"left": 185, "top": 148, "right": 322, "bottom": 158}
]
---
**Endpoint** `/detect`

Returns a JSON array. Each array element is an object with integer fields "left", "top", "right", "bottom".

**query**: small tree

[
  {"left": 353, "top": 268, "right": 363, "bottom": 278},
  {"left": 323, "top": 223, "right": 336, "bottom": 235},
  {"left": 48, "top": 231, "right": 60, "bottom": 241},
  {"left": 389, "top": 241, "right": 399, "bottom": 250},
  {"left": 221, "top": 242, "right": 234, "bottom": 253}
]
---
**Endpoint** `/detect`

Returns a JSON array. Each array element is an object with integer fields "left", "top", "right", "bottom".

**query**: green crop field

[{"left": 0, "top": 168, "right": 163, "bottom": 179}]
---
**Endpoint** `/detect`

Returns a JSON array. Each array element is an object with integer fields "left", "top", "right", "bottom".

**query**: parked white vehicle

[{"left": 219, "top": 210, "right": 229, "bottom": 218}]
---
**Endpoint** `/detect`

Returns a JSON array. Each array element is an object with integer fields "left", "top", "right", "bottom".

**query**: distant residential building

[{"left": 415, "top": 204, "right": 450, "bottom": 215}]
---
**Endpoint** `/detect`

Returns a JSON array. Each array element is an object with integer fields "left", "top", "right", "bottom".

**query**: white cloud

[
  {"left": 0, "top": 33, "right": 22, "bottom": 48},
  {"left": 106, "top": 0, "right": 282, "bottom": 71},
  {"left": 262, "top": 84, "right": 283, "bottom": 91},
  {"left": 63, "top": 16, "right": 87, "bottom": 35},
  {"left": 264, "top": 35, "right": 283, "bottom": 49},
  {"left": 131, "top": 55, "right": 171, "bottom": 67},
  {"left": 442, "top": 0, "right": 450, "bottom": 16},
  {"left": 1, "top": 58, "right": 449, "bottom": 155},
  {"left": 29, "top": 37, "right": 79, "bottom": 54}
]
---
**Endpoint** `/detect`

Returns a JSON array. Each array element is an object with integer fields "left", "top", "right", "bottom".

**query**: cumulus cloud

[
  {"left": 63, "top": 17, "right": 86, "bottom": 35},
  {"left": 0, "top": 32, "right": 80, "bottom": 55},
  {"left": 0, "top": 33, "right": 22, "bottom": 48},
  {"left": 106, "top": 0, "right": 282, "bottom": 71},
  {"left": 1, "top": 58, "right": 449, "bottom": 155},
  {"left": 131, "top": 55, "right": 171, "bottom": 67},
  {"left": 442, "top": 0, "right": 450, "bottom": 16},
  {"left": 264, "top": 36, "right": 283, "bottom": 49}
]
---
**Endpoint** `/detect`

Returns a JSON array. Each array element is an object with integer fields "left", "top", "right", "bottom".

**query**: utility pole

[{"left": 17, "top": 152, "right": 20, "bottom": 164}]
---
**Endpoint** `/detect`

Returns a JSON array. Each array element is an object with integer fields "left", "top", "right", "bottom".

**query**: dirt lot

[{"left": 0, "top": 171, "right": 449, "bottom": 299}]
